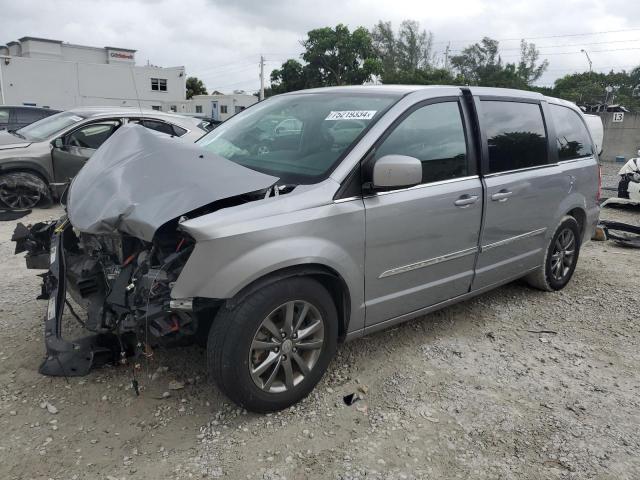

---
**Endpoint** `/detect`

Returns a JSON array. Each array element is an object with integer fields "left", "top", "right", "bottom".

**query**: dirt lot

[{"left": 1, "top": 162, "right": 639, "bottom": 480}]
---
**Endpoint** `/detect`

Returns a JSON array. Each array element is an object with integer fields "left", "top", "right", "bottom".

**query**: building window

[
  {"left": 220, "top": 105, "right": 228, "bottom": 114},
  {"left": 234, "top": 106, "right": 246, "bottom": 113},
  {"left": 195, "top": 105, "right": 203, "bottom": 113},
  {"left": 151, "top": 78, "right": 167, "bottom": 92},
  {"left": 170, "top": 105, "right": 177, "bottom": 112}
]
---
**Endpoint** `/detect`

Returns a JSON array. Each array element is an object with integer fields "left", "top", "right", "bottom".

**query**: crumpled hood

[
  {"left": 67, "top": 124, "right": 278, "bottom": 241},
  {"left": 0, "top": 131, "right": 31, "bottom": 149}
]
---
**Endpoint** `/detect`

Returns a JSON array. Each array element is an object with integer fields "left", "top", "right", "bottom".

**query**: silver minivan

[{"left": 17, "top": 86, "right": 600, "bottom": 412}]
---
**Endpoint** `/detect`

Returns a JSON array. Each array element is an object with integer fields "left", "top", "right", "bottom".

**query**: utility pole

[
  {"left": 444, "top": 43, "right": 450, "bottom": 72},
  {"left": 580, "top": 49, "right": 592, "bottom": 74},
  {"left": 259, "top": 55, "right": 265, "bottom": 101}
]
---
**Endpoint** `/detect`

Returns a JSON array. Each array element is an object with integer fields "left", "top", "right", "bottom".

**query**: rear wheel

[
  {"left": 207, "top": 277, "right": 338, "bottom": 412},
  {"left": 525, "top": 216, "right": 581, "bottom": 291},
  {"left": 0, "top": 171, "right": 49, "bottom": 209}
]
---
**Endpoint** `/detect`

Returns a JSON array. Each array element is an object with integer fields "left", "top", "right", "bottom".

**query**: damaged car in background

[
  {"left": 0, "top": 108, "right": 209, "bottom": 209},
  {"left": 15, "top": 86, "right": 600, "bottom": 412}
]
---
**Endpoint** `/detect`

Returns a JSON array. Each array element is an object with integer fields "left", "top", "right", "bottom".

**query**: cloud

[{"left": 1, "top": 0, "right": 639, "bottom": 93}]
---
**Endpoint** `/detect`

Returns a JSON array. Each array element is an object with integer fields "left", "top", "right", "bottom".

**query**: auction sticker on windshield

[{"left": 325, "top": 111, "right": 377, "bottom": 120}]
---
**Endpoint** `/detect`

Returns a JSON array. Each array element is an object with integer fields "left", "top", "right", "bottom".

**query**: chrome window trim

[
  {"left": 483, "top": 163, "right": 559, "bottom": 178},
  {"left": 557, "top": 155, "right": 595, "bottom": 165},
  {"left": 333, "top": 196, "right": 362, "bottom": 204},
  {"left": 366, "top": 175, "right": 479, "bottom": 198},
  {"left": 481, "top": 227, "right": 547, "bottom": 252},
  {"left": 379, "top": 246, "right": 478, "bottom": 278}
]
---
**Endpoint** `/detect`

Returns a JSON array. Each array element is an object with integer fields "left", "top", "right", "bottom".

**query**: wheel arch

[
  {"left": 226, "top": 264, "right": 352, "bottom": 341},
  {"left": 566, "top": 206, "right": 587, "bottom": 241},
  {"left": 0, "top": 160, "right": 52, "bottom": 184}
]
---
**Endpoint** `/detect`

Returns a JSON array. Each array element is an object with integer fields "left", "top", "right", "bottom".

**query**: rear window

[
  {"left": 482, "top": 101, "right": 548, "bottom": 174},
  {"left": 549, "top": 104, "right": 594, "bottom": 160}
]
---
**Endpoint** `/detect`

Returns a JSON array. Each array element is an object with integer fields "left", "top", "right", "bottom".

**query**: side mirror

[
  {"left": 53, "top": 137, "right": 64, "bottom": 149},
  {"left": 372, "top": 154, "right": 422, "bottom": 189}
]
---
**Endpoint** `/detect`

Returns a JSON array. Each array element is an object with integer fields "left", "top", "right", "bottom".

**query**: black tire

[
  {"left": 0, "top": 171, "right": 50, "bottom": 209},
  {"left": 525, "top": 216, "right": 581, "bottom": 291},
  {"left": 207, "top": 277, "right": 338, "bottom": 412}
]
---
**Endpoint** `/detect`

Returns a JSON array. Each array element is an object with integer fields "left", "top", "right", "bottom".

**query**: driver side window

[
  {"left": 66, "top": 120, "right": 122, "bottom": 149},
  {"left": 374, "top": 102, "right": 469, "bottom": 184}
]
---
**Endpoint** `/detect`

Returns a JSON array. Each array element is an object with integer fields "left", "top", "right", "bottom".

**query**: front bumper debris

[
  {"left": 37, "top": 224, "right": 119, "bottom": 376},
  {"left": 13, "top": 215, "right": 202, "bottom": 377}
]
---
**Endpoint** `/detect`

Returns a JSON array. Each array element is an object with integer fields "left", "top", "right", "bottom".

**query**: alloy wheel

[
  {"left": 550, "top": 228, "right": 576, "bottom": 281},
  {"left": 249, "top": 300, "right": 325, "bottom": 393},
  {"left": 0, "top": 183, "right": 41, "bottom": 209}
]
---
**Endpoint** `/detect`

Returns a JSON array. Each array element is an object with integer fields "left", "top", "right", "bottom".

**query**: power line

[
  {"left": 498, "top": 38, "right": 640, "bottom": 51},
  {"left": 498, "top": 46, "right": 640, "bottom": 58},
  {"left": 432, "top": 27, "right": 640, "bottom": 45},
  {"left": 545, "top": 64, "right": 638, "bottom": 73}
]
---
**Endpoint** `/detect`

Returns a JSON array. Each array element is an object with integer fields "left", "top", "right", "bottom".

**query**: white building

[
  {"left": 0, "top": 37, "right": 186, "bottom": 111},
  {"left": 177, "top": 92, "right": 258, "bottom": 121}
]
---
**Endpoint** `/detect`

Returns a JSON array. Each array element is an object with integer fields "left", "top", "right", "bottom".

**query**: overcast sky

[{"left": 2, "top": 0, "right": 639, "bottom": 93}]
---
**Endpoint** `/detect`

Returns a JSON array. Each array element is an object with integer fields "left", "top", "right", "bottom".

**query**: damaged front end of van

[{"left": 13, "top": 125, "right": 281, "bottom": 376}]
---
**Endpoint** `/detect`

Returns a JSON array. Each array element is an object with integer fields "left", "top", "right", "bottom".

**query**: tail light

[{"left": 596, "top": 163, "right": 602, "bottom": 202}]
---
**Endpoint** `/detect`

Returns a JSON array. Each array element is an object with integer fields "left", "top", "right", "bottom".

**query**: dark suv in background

[{"left": 0, "top": 106, "right": 60, "bottom": 131}]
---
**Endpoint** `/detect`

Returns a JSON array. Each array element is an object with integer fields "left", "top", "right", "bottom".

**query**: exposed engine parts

[{"left": 12, "top": 217, "right": 213, "bottom": 376}]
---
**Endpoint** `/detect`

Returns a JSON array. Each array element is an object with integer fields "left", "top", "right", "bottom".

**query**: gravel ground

[{"left": 1, "top": 167, "right": 639, "bottom": 480}]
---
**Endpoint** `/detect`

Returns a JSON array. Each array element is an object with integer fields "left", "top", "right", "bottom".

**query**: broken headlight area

[{"left": 13, "top": 219, "right": 210, "bottom": 377}]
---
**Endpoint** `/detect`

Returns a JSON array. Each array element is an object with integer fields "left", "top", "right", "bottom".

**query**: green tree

[
  {"left": 552, "top": 70, "right": 640, "bottom": 111},
  {"left": 372, "top": 19, "right": 447, "bottom": 85},
  {"left": 301, "top": 24, "right": 382, "bottom": 86},
  {"left": 517, "top": 40, "right": 549, "bottom": 85},
  {"left": 186, "top": 76, "right": 208, "bottom": 99},
  {"left": 270, "top": 59, "right": 308, "bottom": 94},
  {"left": 269, "top": 24, "right": 382, "bottom": 93},
  {"left": 450, "top": 37, "right": 548, "bottom": 88}
]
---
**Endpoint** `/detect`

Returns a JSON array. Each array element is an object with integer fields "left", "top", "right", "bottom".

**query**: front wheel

[
  {"left": 525, "top": 216, "right": 581, "bottom": 291},
  {"left": 0, "top": 171, "right": 49, "bottom": 209},
  {"left": 207, "top": 277, "right": 338, "bottom": 412}
]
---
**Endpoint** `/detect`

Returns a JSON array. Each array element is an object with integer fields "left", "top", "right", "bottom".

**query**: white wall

[
  {"left": 185, "top": 94, "right": 258, "bottom": 120},
  {"left": 0, "top": 56, "right": 185, "bottom": 110},
  {"left": 62, "top": 44, "right": 106, "bottom": 64},
  {"left": 19, "top": 39, "right": 62, "bottom": 60}
]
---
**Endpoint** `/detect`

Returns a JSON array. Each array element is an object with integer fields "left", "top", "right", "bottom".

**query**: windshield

[
  {"left": 196, "top": 92, "right": 400, "bottom": 183},
  {"left": 16, "top": 111, "right": 86, "bottom": 141}
]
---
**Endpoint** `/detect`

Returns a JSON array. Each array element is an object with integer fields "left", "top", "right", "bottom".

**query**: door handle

[
  {"left": 491, "top": 190, "right": 513, "bottom": 202},
  {"left": 454, "top": 194, "right": 479, "bottom": 207}
]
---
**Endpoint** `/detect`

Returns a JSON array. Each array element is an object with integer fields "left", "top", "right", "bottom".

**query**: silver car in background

[
  {"left": 17, "top": 86, "right": 599, "bottom": 412},
  {"left": 0, "top": 107, "right": 208, "bottom": 208}
]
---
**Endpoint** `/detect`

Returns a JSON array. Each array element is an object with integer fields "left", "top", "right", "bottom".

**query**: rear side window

[
  {"left": 172, "top": 125, "right": 188, "bottom": 136},
  {"left": 374, "top": 101, "right": 470, "bottom": 184},
  {"left": 143, "top": 119, "right": 175, "bottom": 136},
  {"left": 0, "top": 108, "right": 9, "bottom": 123},
  {"left": 549, "top": 104, "right": 594, "bottom": 160},
  {"left": 482, "top": 101, "right": 548, "bottom": 173},
  {"left": 16, "top": 108, "right": 44, "bottom": 124}
]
